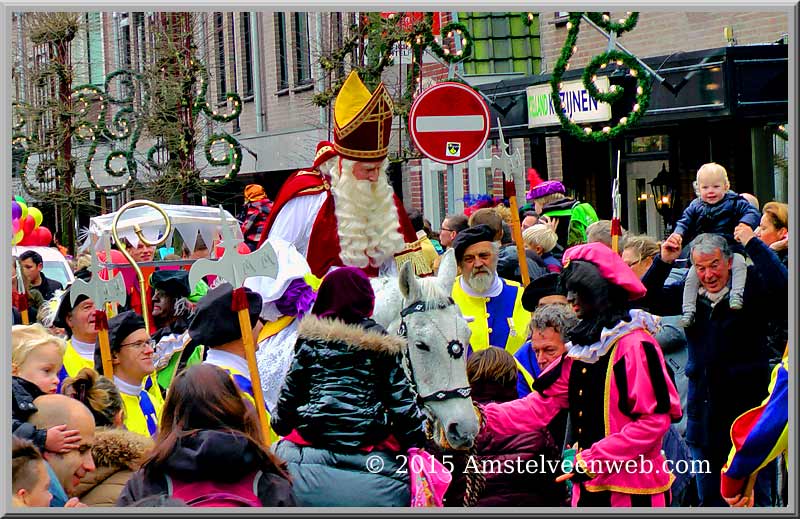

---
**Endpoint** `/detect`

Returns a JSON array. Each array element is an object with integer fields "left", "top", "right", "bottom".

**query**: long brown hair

[{"left": 142, "top": 363, "right": 288, "bottom": 478}]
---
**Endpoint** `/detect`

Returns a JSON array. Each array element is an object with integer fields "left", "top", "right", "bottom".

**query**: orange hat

[
  {"left": 333, "top": 71, "right": 393, "bottom": 162},
  {"left": 313, "top": 141, "right": 337, "bottom": 169},
  {"left": 244, "top": 184, "right": 266, "bottom": 202}
]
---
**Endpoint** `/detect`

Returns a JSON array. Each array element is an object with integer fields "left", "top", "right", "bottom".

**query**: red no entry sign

[{"left": 409, "top": 82, "right": 490, "bottom": 165}]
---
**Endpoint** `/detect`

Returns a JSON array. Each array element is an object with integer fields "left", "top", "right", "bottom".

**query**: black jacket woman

[{"left": 271, "top": 267, "right": 426, "bottom": 507}]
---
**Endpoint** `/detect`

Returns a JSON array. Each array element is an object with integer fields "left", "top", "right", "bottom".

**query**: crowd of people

[{"left": 10, "top": 69, "right": 790, "bottom": 509}]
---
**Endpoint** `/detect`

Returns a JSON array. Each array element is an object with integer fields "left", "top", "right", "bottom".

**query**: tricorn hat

[{"left": 333, "top": 71, "right": 394, "bottom": 162}]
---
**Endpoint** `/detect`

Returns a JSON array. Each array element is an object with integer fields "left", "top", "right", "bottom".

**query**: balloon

[
  {"left": 18, "top": 232, "right": 35, "bottom": 246},
  {"left": 35, "top": 226, "right": 52, "bottom": 246},
  {"left": 22, "top": 215, "right": 35, "bottom": 236},
  {"left": 18, "top": 201, "right": 28, "bottom": 222},
  {"left": 28, "top": 207, "right": 43, "bottom": 228},
  {"left": 12, "top": 219, "right": 20, "bottom": 234},
  {"left": 12, "top": 229, "right": 24, "bottom": 245},
  {"left": 11, "top": 201, "right": 21, "bottom": 221},
  {"left": 14, "top": 195, "right": 26, "bottom": 205}
]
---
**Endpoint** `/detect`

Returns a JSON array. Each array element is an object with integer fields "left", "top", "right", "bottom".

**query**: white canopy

[{"left": 86, "top": 204, "right": 243, "bottom": 255}]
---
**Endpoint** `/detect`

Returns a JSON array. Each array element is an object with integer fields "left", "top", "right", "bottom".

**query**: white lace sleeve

[{"left": 256, "top": 322, "right": 299, "bottom": 414}]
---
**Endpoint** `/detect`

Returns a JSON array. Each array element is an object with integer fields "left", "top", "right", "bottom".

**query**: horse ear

[
  {"left": 398, "top": 260, "right": 420, "bottom": 301},
  {"left": 436, "top": 248, "right": 457, "bottom": 294}
]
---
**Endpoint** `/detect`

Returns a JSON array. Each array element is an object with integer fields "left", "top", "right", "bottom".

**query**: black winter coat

[
  {"left": 116, "top": 429, "right": 295, "bottom": 506},
  {"left": 12, "top": 376, "right": 47, "bottom": 450},
  {"left": 641, "top": 238, "right": 787, "bottom": 461},
  {"left": 271, "top": 316, "right": 426, "bottom": 451},
  {"left": 673, "top": 191, "right": 761, "bottom": 246}
]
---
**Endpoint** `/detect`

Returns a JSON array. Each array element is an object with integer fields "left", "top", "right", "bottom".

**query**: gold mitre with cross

[{"left": 333, "top": 71, "right": 394, "bottom": 162}]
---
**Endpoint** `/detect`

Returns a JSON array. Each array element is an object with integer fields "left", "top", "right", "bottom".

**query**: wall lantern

[{"left": 649, "top": 163, "right": 676, "bottom": 223}]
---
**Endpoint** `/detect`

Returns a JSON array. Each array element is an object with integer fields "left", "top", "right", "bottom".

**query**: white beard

[
  {"left": 328, "top": 158, "right": 406, "bottom": 269},
  {"left": 464, "top": 266, "right": 496, "bottom": 294}
]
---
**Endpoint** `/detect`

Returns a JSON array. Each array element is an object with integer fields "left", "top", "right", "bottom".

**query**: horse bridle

[{"left": 398, "top": 298, "right": 472, "bottom": 404}]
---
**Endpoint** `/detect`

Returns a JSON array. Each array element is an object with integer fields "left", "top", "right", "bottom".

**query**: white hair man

[{"left": 256, "top": 71, "right": 424, "bottom": 278}]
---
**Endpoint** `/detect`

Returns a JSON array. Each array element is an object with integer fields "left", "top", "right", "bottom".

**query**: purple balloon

[{"left": 11, "top": 201, "right": 21, "bottom": 220}]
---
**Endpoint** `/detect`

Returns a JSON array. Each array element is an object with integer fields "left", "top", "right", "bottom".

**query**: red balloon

[
  {"left": 35, "top": 226, "right": 52, "bottom": 246},
  {"left": 19, "top": 232, "right": 35, "bottom": 246},
  {"left": 22, "top": 215, "right": 35, "bottom": 236}
]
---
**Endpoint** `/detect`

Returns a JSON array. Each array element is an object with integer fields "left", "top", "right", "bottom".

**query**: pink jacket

[{"left": 482, "top": 328, "right": 682, "bottom": 496}]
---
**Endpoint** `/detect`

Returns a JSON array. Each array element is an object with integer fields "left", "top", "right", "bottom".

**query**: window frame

[
  {"left": 292, "top": 12, "right": 312, "bottom": 87},
  {"left": 241, "top": 12, "right": 254, "bottom": 98},
  {"left": 275, "top": 12, "right": 289, "bottom": 92},
  {"left": 214, "top": 12, "right": 227, "bottom": 103}
]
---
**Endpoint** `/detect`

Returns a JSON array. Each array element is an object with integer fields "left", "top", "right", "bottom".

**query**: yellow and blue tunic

[
  {"left": 204, "top": 349, "right": 280, "bottom": 444},
  {"left": 114, "top": 374, "right": 164, "bottom": 438},
  {"left": 451, "top": 275, "right": 531, "bottom": 356},
  {"left": 57, "top": 338, "right": 96, "bottom": 393},
  {"left": 721, "top": 349, "right": 788, "bottom": 498}
]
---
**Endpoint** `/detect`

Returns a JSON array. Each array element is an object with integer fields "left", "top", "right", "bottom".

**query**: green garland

[
  {"left": 550, "top": 12, "right": 651, "bottom": 142},
  {"left": 315, "top": 12, "right": 473, "bottom": 124},
  {"left": 201, "top": 132, "right": 242, "bottom": 186},
  {"left": 143, "top": 57, "right": 245, "bottom": 189}
]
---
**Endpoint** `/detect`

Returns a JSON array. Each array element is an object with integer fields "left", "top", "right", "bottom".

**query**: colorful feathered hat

[
  {"left": 333, "top": 71, "right": 394, "bottom": 162},
  {"left": 526, "top": 167, "right": 565, "bottom": 201}
]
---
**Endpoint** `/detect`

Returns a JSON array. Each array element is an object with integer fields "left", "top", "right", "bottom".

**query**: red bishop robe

[{"left": 257, "top": 168, "right": 427, "bottom": 278}]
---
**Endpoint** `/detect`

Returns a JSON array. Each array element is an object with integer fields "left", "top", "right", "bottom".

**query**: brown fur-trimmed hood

[
  {"left": 90, "top": 427, "right": 154, "bottom": 470},
  {"left": 297, "top": 316, "right": 406, "bottom": 355}
]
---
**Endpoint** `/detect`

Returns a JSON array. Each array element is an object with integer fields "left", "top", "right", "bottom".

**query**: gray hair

[
  {"left": 529, "top": 303, "right": 578, "bottom": 337},
  {"left": 691, "top": 233, "right": 731, "bottom": 260}
]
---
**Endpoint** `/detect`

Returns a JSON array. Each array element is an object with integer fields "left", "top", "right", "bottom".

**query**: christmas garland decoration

[
  {"left": 314, "top": 12, "right": 473, "bottom": 125},
  {"left": 140, "top": 57, "right": 244, "bottom": 188},
  {"left": 202, "top": 132, "right": 242, "bottom": 185},
  {"left": 91, "top": 70, "right": 143, "bottom": 195},
  {"left": 550, "top": 12, "right": 651, "bottom": 142}
]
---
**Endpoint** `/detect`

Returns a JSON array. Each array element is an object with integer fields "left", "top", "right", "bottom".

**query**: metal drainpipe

[
  {"left": 315, "top": 12, "right": 326, "bottom": 127},
  {"left": 250, "top": 11, "right": 264, "bottom": 133}
]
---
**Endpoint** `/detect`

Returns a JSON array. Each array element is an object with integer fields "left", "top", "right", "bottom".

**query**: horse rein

[{"left": 397, "top": 298, "right": 472, "bottom": 404}]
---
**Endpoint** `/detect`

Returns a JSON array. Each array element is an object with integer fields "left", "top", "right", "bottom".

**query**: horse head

[{"left": 396, "top": 249, "right": 478, "bottom": 451}]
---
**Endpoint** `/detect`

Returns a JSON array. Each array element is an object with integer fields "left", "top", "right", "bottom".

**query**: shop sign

[{"left": 527, "top": 77, "right": 612, "bottom": 128}]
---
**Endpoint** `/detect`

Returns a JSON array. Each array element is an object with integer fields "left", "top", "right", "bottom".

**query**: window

[
  {"left": 85, "top": 14, "right": 105, "bottom": 86},
  {"left": 228, "top": 13, "right": 238, "bottom": 94},
  {"left": 241, "top": 12, "right": 254, "bottom": 97},
  {"left": 275, "top": 13, "right": 289, "bottom": 90},
  {"left": 214, "top": 12, "right": 227, "bottom": 102},
  {"left": 119, "top": 19, "right": 131, "bottom": 68},
  {"left": 293, "top": 12, "right": 312, "bottom": 86},
  {"left": 457, "top": 12, "right": 542, "bottom": 76}
]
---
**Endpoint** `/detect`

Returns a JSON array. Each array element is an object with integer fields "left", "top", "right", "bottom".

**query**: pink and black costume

[{"left": 482, "top": 243, "right": 682, "bottom": 507}]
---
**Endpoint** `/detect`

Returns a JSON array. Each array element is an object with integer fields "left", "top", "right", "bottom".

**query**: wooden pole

[
  {"left": 236, "top": 305, "right": 272, "bottom": 446},
  {"left": 508, "top": 193, "right": 530, "bottom": 287}
]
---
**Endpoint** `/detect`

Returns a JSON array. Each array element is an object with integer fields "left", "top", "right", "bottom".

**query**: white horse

[{"left": 372, "top": 249, "right": 479, "bottom": 451}]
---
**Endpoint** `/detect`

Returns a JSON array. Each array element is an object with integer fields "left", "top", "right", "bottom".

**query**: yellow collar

[{"left": 257, "top": 315, "right": 295, "bottom": 342}]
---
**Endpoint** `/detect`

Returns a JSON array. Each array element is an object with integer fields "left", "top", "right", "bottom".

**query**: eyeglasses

[
  {"left": 119, "top": 339, "right": 155, "bottom": 350},
  {"left": 441, "top": 227, "right": 455, "bottom": 233}
]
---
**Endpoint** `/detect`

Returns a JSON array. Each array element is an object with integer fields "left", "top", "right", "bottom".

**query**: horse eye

[{"left": 415, "top": 341, "right": 430, "bottom": 351}]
